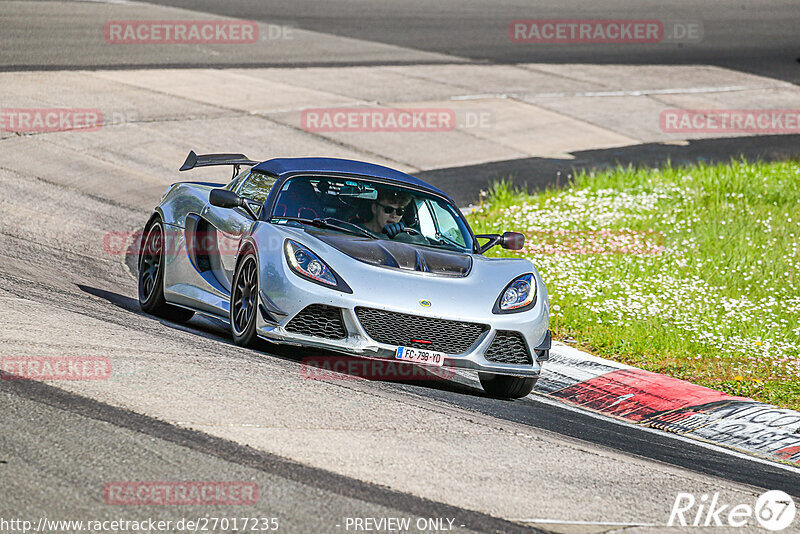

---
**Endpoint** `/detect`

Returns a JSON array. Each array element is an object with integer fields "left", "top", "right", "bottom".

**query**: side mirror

[
  {"left": 475, "top": 231, "right": 525, "bottom": 254},
  {"left": 209, "top": 188, "right": 242, "bottom": 209},
  {"left": 500, "top": 231, "right": 525, "bottom": 250},
  {"left": 209, "top": 188, "right": 258, "bottom": 219}
]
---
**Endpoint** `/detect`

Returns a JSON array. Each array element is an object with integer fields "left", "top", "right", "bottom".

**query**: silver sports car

[{"left": 138, "top": 151, "right": 550, "bottom": 398}]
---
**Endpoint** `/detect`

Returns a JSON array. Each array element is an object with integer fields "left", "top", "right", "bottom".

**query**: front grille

[
  {"left": 355, "top": 307, "right": 488, "bottom": 354},
  {"left": 285, "top": 304, "right": 347, "bottom": 340},
  {"left": 484, "top": 331, "right": 532, "bottom": 365}
]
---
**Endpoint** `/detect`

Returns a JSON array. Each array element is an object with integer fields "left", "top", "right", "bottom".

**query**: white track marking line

[
  {"left": 515, "top": 519, "right": 658, "bottom": 527},
  {"left": 450, "top": 84, "right": 791, "bottom": 100}
]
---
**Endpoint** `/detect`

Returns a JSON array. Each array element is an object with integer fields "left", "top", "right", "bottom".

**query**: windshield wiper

[
  {"left": 271, "top": 216, "right": 377, "bottom": 239},
  {"left": 315, "top": 217, "right": 378, "bottom": 238}
]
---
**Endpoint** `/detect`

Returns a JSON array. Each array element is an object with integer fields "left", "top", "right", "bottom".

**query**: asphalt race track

[
  {"left": 5, "top": 0, "right": 800, "bottom": 84},
  {"left": 2, "top": 1, "right": 800, "bottom": 532},
  {"left": 144, "top": 0, "right": 800, "bottom": 82}
]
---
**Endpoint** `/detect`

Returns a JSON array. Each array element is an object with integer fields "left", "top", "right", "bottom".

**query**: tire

[
  {"left": 478, "top": 372, "right": 537, "bottom": 399},
  {"left": 138, "top": 219, "right": 195, "bottom": 322},
  {"left": 230, "top": 250, "right": 259, "bottom": 347}
]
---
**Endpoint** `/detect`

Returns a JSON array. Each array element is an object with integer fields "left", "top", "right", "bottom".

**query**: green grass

[{"left": 467, "top": 160, "right": 800, "bottom": 409}]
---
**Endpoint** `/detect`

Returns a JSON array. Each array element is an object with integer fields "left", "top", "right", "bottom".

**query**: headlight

[
  {"left": 285, "top": 240, "right": 337, "bottom": 286},
  {"left": 495, "top": 273, "right": 537, "bottom": 313}
]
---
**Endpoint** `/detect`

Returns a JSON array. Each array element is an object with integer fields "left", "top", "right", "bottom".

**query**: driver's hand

[{"left": 383, "top": 222, "right": 405, "bottom": 238}]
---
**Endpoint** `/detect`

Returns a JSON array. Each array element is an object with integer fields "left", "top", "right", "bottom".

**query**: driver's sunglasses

[{"left": 377, "top": 202, "right": 405, "bottom": 216}]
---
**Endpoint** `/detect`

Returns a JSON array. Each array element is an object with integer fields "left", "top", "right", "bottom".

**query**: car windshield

[{"left": 270, "top": 176, "right": 474, "bottom": 253}]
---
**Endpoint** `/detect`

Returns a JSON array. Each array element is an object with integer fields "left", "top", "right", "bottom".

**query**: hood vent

[{"left": 314, "top": 233, "right": 472, "bottom": 277}]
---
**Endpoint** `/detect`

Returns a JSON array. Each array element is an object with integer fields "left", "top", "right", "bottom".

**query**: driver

[{"left": 363, "top": 189, "right": 412, "bottom": 238}]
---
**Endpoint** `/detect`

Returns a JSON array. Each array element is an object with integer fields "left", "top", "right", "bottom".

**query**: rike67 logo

[{"left": 669, "top": 490, "right": 796, "bottom": 531}]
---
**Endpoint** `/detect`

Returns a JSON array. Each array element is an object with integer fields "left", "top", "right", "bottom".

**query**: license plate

[{"left": 395, "top": 346, "right": 445, "bottom": 366}]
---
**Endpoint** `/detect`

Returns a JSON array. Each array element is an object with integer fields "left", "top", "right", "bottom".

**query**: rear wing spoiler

[{"left": 179, "top": 150, "right": 258, "bottom": 179}]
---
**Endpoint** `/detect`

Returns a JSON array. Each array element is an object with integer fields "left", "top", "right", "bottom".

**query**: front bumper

[{"left": 256, "top": 293, "right": 549, "bottom": 379}]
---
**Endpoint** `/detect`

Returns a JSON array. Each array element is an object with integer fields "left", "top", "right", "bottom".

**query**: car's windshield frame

[{"left": 259, "top": 173, "right": 477, "bottom": 253}]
